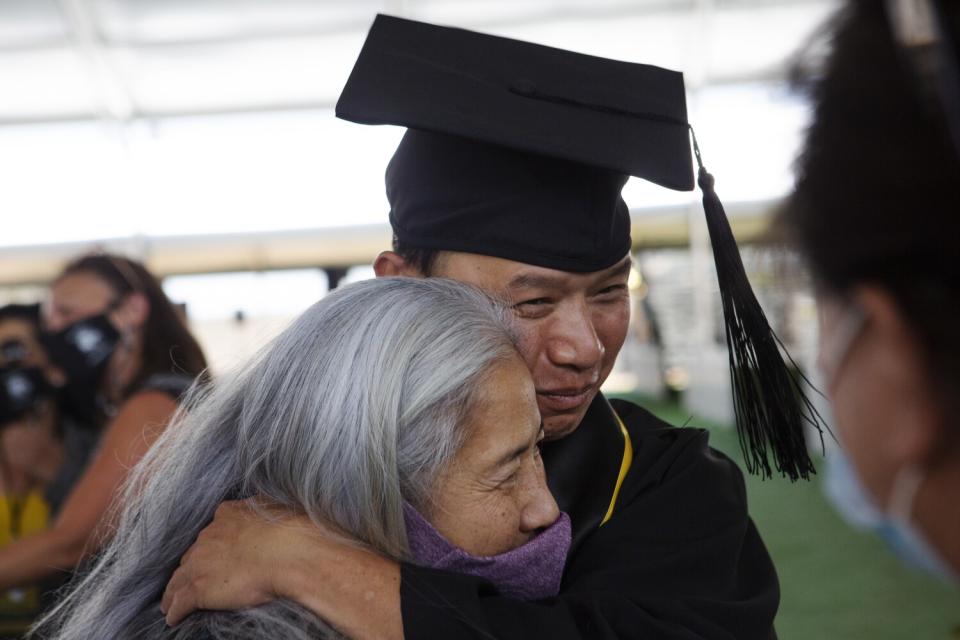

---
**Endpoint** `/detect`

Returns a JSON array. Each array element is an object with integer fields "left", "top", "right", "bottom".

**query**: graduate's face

[
  {"left": 432, "top": 252, "right": 631, "bottom": 440},
  {"left": 426, "top": 355, "right": 559, "bottom": 556}
]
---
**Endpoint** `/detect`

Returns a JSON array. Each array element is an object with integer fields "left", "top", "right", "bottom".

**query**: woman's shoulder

[
  {"left": 103, "top": 389, "right": 181, "bottom": 462},
  {"left": 116, "top": 388, "right": 180, "bottom": 419},
  {"left": 113, "top": 372, "right": 197, "bottom": 424},
  {"left": 135, "top": 372, "right": 199, "bottom": 402}
]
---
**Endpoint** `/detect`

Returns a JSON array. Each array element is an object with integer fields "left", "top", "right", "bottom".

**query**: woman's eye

[{"left": 499, "top": 471, "right": 519, "bottom": 488}]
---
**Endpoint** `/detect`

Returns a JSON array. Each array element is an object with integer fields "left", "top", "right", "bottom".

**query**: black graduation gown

[{"left": 400, "top": 394, "right": 780, "bottom": 639}]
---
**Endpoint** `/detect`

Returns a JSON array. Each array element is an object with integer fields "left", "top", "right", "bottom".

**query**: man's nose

[
  {"left": 519, "top": 469, "right": 561, "bottom": 534},
  {"left": 545, "top": 304, "right": 604, "bottom": 371}
]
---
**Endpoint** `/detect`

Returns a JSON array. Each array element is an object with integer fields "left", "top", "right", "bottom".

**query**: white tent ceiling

[
  {"left": 0, "top": 0, "right": 839, "bottom": 284},
  {"left": 1, "top": 0, "right": 838, "bottom": 125}
]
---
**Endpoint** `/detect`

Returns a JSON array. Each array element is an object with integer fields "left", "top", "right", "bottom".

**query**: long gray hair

[{"left": 34, "top": 277, "right": 519, "bottom": 640}]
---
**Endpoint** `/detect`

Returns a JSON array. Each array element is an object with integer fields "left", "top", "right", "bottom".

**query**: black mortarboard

[{"left": 336, "top": 14, "right": 825, "bottom": 480}]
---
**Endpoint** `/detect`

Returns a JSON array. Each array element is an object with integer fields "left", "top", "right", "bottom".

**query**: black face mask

[
  {"left": 42, "top": 313, "right": 121, "bottom": 426},
  {"left": 0, "top": 365, "right": 50, "bottom": 427}
]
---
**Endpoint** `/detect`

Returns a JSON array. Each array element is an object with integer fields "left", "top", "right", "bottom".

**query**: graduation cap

[{"left": 336, "top": 14, "right": 826, "bottom": 480}]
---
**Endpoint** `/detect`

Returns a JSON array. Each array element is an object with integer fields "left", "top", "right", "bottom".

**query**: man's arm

[
  {"left": 161, "top": 502, "right": 403, "bottom": 640},
  {"left": 162, "top": 428, "right": 778, "bottom": 640}
]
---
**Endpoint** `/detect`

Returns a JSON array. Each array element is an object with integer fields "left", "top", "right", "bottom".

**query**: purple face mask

[{"left": 403, "top": 502, "right": 571, "bottom": 601}]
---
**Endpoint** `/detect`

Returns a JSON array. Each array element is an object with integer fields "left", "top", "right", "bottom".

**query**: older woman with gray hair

[{"left": 34, "top": 277, "right": 568, "bottom": 640}]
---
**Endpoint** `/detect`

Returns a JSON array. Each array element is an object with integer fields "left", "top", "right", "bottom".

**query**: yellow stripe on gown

[{"left": 600, "top": 412, "right": 634, "bottom": 526}]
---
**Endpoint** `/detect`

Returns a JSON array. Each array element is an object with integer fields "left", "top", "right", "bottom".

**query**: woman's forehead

[
  {"left": 460, "top": 359, "right": 539, "bottom": 463},
  {"left": 52, "top": 271, "right": 115, "bottom": 298},
  {"left": 0, "top": 317, "right": 37, "bottom": 347}
]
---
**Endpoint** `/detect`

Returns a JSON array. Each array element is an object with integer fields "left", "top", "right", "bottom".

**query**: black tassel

[{"left": 690, "top": 128, "right": 826, "bottom": 481}]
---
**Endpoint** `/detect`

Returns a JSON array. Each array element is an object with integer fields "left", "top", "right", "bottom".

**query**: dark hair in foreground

[
  {"left": 32, "top": 277, "right": 519, "bottom": 640},
  {"left": 784, "top": 1, "right": 960, "bottom": 415},
  {"left": 56, "top": 253, "right": 208, "bottom": 396},
  {"left": 392, "top": 235, "right": 440, "bottom": 276}
]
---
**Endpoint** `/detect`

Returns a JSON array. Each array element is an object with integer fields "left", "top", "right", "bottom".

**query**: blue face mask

[
  {"left": 819, "top": 301, "right": 957, "bottom": 585},
  {"left": 824, "top": 450, "right": 957, "bottom": 585}
]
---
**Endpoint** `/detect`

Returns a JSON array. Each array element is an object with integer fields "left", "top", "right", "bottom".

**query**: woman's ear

[{"left": 852, "top": 285, "right": 942, "bottom": 466}]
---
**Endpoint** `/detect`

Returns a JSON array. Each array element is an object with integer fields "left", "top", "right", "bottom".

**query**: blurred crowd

[{"left": 0, "top": 255, "right": 207, "bottom": 637}]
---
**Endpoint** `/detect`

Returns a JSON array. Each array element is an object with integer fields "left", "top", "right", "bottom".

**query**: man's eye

[
  {"left": 516, "top": 298, "right": 551, "bottom": 307},
  {"left": 513, "top": 300, "right": 553, "bottom": 319},
  {"left": 596, "top": 284, "right": 627, "bottom": 297}
]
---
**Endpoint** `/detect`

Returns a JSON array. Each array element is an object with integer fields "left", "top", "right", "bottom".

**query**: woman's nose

[{"left": 519, "top": 471, "right": 561, "bottom": 533}]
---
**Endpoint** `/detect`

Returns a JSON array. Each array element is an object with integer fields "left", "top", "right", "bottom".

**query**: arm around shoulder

[
  {"left": 163, "top": 420, "right": 777, "bottom": 640},
  {"left": 161, "top": 500, "right": 404, "bottom": 640}
]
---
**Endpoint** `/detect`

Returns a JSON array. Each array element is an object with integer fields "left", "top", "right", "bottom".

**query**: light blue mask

[
  {"left": 819, "top": 301, "right": 957, "bottom": 584},
  {"left": 824, "top": 450, "right": 957, "bottom": 585}
]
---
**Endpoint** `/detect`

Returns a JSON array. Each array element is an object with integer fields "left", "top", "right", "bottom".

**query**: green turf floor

[{"left": 609, "top": 393, "right": 959, "bottom": 640}]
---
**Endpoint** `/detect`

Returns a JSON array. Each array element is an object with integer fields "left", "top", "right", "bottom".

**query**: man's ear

[
  {"left": 373, "top": 251, "right": 424, "bottom": 277},
  {"left": 853, "top": 285, "right": 941, "bottom": 465}
]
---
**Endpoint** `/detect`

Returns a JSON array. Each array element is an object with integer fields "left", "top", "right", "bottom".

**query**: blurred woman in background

[
  {"left": 0, "top": 254, "right": 208, "bottom": 595},
  {"left": 0, "top": 305, "right": 64, "bottom": 507},
  {"left": 0, "top": 303, "right": 90, "bottom": 637},
  {"left": 784, "top": 0, "right": 960, "bottom": 581}
]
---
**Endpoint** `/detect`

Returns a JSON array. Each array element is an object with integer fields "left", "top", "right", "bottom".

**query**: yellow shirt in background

[{"left": 0, "top": 490, "right": 51, "bottom": 637}]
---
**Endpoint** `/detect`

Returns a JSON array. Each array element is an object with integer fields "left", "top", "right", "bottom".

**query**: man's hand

[
  {"left": 160, "top": 498, "right": 404, "bottom": 640},
  {"left": 161, "top": 500, "right": 306, "bottom": 625}
]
